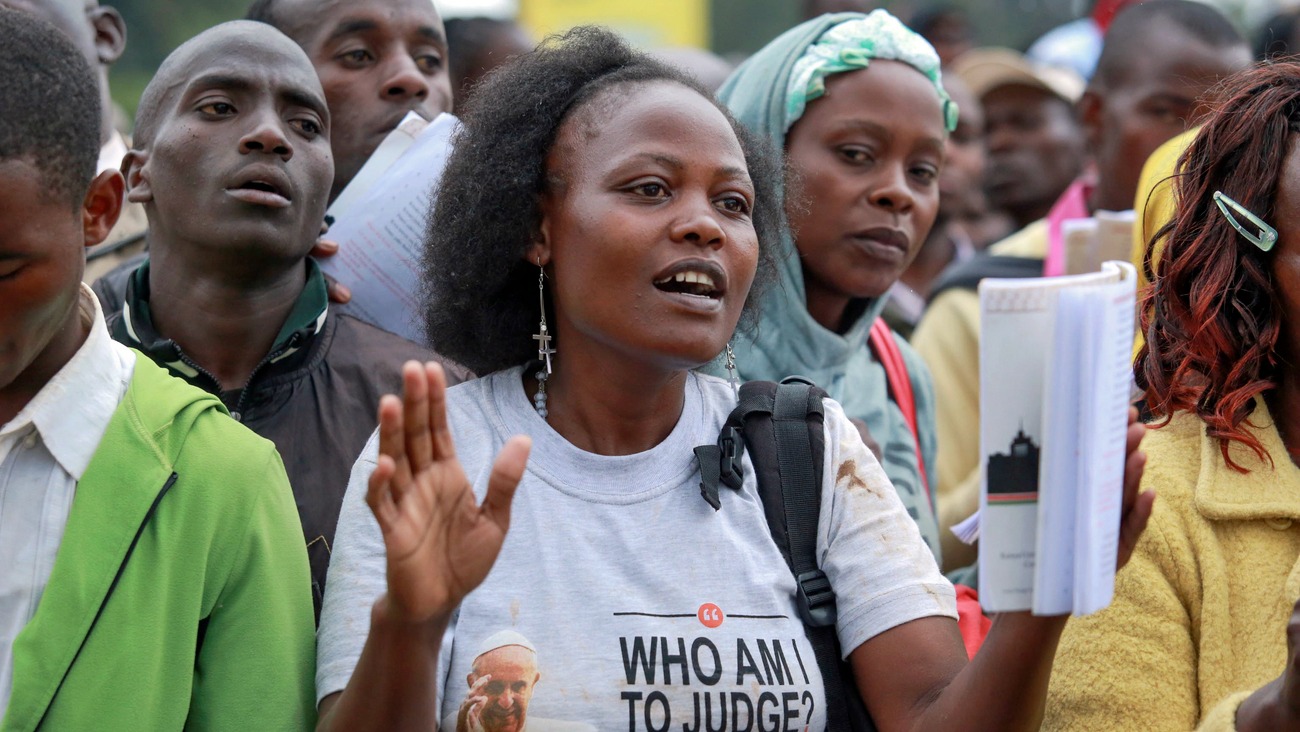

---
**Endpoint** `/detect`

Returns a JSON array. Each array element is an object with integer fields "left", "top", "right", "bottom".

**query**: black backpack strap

[
  {"left": 770, "top": 382, "right": 871, "bottom": 732},
  {"left": 771, "top": 382, "right": 835, "bottom": 626},
  {"left": 693, "top": 444, "right": 726, "bottom": 510},
  {"left": 696, "top": 379, "right": 874, "bottom": 731},
  {"left": 694, "top": 385, "right": 773, "bottom": 510}
]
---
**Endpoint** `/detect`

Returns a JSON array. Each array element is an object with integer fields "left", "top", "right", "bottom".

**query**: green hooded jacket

[
  {"left": 714, "top": 13, "right": 942, "bottom": 561},
  {"left": 1, "top": 355, "right": 316, "bottom": 731}
]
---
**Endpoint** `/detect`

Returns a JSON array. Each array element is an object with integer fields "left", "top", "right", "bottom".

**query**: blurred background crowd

[{"left": 104, "top": 0, "right": 1300, "bottom": 124}]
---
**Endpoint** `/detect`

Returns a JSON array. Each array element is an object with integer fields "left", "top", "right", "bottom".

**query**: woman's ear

[
  {"left": 122, "top": 149, "right": 152, "bottom": 204},
  {"left": 525, "top": 240, "right": 550, "bottom": 267},
  {"left": 528, "top": 195, "right": 553, "bottom": 266}
]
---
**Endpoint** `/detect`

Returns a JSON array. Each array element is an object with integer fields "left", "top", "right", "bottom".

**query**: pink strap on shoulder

[
  {"left": 867, "top": 318, "right": 931, "bottom": 507},
  {"left": 872, "top": 318, "right": 990, "bottom": 656}
]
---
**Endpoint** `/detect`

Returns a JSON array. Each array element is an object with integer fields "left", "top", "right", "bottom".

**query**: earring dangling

[
  {"left": 532, "top": 258, "right": 555, "bottom": 417},
  {"left": 724, "top": 342, "right": 740, "bottom": 399}
]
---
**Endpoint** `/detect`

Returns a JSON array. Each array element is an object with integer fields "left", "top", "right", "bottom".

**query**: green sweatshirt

[
  {"left": 1, "top": 355, "right": 315, "bottom": 731},
  {"left": 711, "top": 13, "right": 942, "bottom": 562}
]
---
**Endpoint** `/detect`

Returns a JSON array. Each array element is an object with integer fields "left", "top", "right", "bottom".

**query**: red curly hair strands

[{"left": 1136, "top": 62, "right": 1300, "bottom": 471}]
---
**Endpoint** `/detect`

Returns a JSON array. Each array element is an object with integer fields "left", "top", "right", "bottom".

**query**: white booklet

[
  {"left": 319, "top": 111, "right": 461, "bottom": 341},
  {"left": 977, "top": 260, "right": 1137, "bottom": 615}
]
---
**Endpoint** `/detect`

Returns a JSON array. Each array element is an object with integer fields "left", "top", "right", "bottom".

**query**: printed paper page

[
  {"left": 978, "top": 267, "right": 1126, "bottom": 613},
  {"left": 1032, "top": 290, "right": 1087, "bottom": 615},
  {"left": 951, "top": 510, "right": 980, "bottom": 545},
  {"left": 318, "top": 113, "right": 460, "bottom": 341},
  {"left": 325, "top": 110, "right": 429, "bottom": 223},
  {"left": 1073, "top": 261, "right": 1137, "bottom": 614},
  {"left": 978, "top": 281, "right": 1054, "bottom": 613}
]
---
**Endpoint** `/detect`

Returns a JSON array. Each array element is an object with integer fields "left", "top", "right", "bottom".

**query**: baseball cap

[{"left": 952, "top": 47, "right": 1086, "bottom": 103}]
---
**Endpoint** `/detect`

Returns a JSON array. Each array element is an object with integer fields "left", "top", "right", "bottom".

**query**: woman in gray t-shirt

[{"left": 314, "top": 25, "right": 1153, "bottom": 732}]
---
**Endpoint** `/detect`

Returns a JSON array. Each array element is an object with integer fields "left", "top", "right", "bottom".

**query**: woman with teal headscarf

[{"left": 716, "top": 10, "right": 957, "bottom": 566}]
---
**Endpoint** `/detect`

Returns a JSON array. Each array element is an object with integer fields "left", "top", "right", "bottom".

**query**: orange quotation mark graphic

[{"left": 697, "top": 603, "right": 724, "bottom": 628}]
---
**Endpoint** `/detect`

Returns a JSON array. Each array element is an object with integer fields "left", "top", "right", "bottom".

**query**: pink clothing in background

[{"left": 1043, "top": 178, "right": 1094, "bottom": 278}]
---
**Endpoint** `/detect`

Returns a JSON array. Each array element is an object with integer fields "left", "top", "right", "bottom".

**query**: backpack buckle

[
  {"left": 795, "top": 570, "right": 837, "bottom": 627},
  {"left": 718, "top": 426, "right": 744, "bottom": 490}
]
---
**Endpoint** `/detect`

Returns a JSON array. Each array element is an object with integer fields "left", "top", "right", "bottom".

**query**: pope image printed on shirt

[{"left": 446, "top": 630, "right": 596, "bottom": 732}]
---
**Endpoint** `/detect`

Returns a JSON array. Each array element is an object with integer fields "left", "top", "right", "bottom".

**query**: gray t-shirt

[{"left": 317, "top": 368, "right": 956, "bottom": 731}]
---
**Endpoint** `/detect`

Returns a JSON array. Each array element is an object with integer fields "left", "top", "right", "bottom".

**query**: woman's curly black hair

[{"left": 422, "top": 25, "right": 785, "bottom": 376}]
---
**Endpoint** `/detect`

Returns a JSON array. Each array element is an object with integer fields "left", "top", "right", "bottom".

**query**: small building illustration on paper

[{"left": 987, "top": 426, "right": 1040, "bottom": 504}]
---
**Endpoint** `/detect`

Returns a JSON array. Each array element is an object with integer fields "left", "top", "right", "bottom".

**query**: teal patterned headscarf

[
  {"left": 710, "top": 11, "right": 951, "bottom": 562},
  {"left": 783, "top": 9, "right": 958, "bottom": 133}
]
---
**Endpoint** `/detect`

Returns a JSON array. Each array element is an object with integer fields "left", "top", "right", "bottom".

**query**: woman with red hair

[{"left": 1044, "top": 62, "right": 1300, "bottom": 731}]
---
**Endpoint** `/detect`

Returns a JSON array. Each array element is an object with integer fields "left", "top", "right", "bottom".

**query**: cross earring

[
  {"left": 532, "top": 259, "right": 555, "bottom": 374},
  {"left": 725, "top": 342, "right": 739, "bottom": 399},
  {"left": 532, "top": 258, "right": 554, "bottom": 417}
]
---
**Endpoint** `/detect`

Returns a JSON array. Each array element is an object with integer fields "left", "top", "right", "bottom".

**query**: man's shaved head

[
  {"left": 1093, "top": 0, "right": 1246, "bottom": 90},
  {"left": 125, "top": 18, "right": 333, "bottom": 265},
  {"left": 134, "top": 20, "right": 325, "bottom": 149}
]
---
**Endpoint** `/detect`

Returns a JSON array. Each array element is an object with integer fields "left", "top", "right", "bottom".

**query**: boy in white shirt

[{"left": 0, "top": 9, "right": 316, "bottom": 729}]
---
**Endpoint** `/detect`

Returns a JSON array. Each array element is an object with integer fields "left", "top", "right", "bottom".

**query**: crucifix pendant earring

[
  {"left": 725, "top": 342, "right": 739, "bottom": 399},
  {"left": 532, "top": 258, "right": 555, "bottom": 417}
]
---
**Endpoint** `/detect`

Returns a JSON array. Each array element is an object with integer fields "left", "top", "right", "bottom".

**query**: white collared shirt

[
  {"left": 0, "top": 285, "right": 136, "bottom": 714},
  {"left": 96, "top": 132, "right": 129, "bottom": 177}
]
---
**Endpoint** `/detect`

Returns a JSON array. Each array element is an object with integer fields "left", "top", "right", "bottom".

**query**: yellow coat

[{"left": 1043, "top": 404, "right": 1300, "bottom": 731}]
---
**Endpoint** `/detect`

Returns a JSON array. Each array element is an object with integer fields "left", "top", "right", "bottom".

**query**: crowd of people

[{"left": 2, "top": 0, "right": 1299, "bottom": 729}]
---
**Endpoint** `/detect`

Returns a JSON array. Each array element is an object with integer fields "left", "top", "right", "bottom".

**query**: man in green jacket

[{"left": 0, "top": 9, "right": 315, "bottom": 730}]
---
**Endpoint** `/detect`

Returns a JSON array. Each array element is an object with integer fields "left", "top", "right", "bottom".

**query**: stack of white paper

[
  {"left": 1061, "top": 210, "right": 1135, "bottom": 276},
  {"left": 319, "top": 112, "right": 461, "bottom": 341},
  {"left": 977, "top": 260, "right": 1137, "bottom": 615}
]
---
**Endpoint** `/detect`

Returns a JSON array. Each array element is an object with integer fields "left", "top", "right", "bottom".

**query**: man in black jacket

[
  {"left": 106, "top": 20, "right": 464, "bottom": 619},
  {"left": 92, "top": 0, "right": 455, "bottom": 314}
]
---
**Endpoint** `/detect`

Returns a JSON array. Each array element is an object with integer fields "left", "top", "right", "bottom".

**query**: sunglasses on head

[{"left": 1213, "top": 190, "right": 1277, "bottom": 252}]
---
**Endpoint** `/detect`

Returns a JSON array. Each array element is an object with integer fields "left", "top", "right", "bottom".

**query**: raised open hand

[
  {"left": 1116, "top": 407, "right": 1155, "bottom": 571},
  {"left": 366, "top": 361, "right": 531, "bottom": 626}
]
